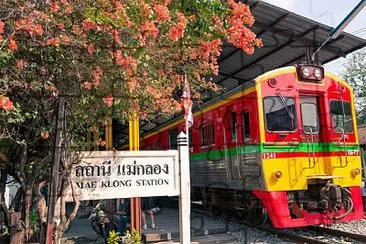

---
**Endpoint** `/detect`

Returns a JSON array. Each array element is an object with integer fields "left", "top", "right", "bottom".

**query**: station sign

[{"left": 65, "top": 150, "right": 180, "bottom": 201}]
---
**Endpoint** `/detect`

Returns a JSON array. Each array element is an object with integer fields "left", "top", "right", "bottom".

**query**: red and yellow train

[{"left": 139, "top": 64, "right": 364, "bottom": 228}]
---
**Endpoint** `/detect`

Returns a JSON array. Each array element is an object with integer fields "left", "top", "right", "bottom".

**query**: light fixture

[
  {"left": 274, "top": 170, "right": 282, "bottom": 179},
  {"left": 314, "top": 68, "right": 322, "bottom": 79},
  {"left": 302, "top": 67, "right": 310, "bottom": 77}
]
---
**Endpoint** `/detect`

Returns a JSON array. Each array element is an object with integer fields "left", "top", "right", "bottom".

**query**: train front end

[{"left": 254, "top": 65, "right": 364, "bottom": 228}]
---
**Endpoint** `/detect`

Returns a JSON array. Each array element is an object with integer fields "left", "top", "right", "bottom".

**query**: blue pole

[{"left": 312, "top": 0, "right": 366, "bottom": 62}]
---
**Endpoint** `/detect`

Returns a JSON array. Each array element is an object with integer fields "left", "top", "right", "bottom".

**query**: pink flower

[
  {"left": 49, "top": 1, "right": 60, "bottom": 13},
  {"left": 114, "top": 0, "right": 123, "bottom": 10},
  {"left": 83, "top": 81, "right": 91, "bottom": 90},
  {"left": 139, "top": 21, "right": 159, "bottom": 38},
  {"left": 82, "top": 18, "right": 100, "bottom": 32},
  {"left": 8, "top": 35, "right": 18, "bottom": 51},
  {"left": 128, "top": 78, "right": 140, "bottom": 92},
  {"left": 0, "top": 96, "right": 14, "bottom": 112},
  {"left": 103, "top": 94, "right": 114, "bottom": 107},
  {"left": 167, "top": 12, "right": 187, "bottom": 42},
  {"left": 115, "top": 51, "right": 137, "bottom": 75},
  {"left": 46, "top": 37, "right": 60, "bottom": 46},
  {"left": 60, "top": 35, "right": 70, "bottom": 43},
  {"left": 92, "top": 67, "right": 103, "bottom": 87},
  {"left": 0, "top": 20, "right": 4, "bottom": 34},
  {"left": 34, "top": 24, "right": 44, "bottom": 36},
  {"left": 112, "top": 29, "right": 121, "bottom": 45},
  {"left": 16, "top": 59, "right": 28, "bottom": 69},
  {"left": 65, "top": 5, "right": 73, "bottom": 14},
  {"left": 154, "top": 4, "right": 170, "bottom": 21},
  {"left": 87, "top": 43, "right": 96, "bottom": 54},
  {"left": 227, "top": 0, "right": 254, "bottom": 26}
]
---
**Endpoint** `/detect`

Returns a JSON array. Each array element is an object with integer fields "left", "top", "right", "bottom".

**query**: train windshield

[
  {"left": 264, "top": 96, "right": 297, "bottom": 132},
  {"left": 330, "top": 100, "right": 353, "bottom": 133}
]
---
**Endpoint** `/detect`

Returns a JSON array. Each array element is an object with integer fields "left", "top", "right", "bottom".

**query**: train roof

[{"left": 115, "top": 0, "right": 366, "bottom": 146}]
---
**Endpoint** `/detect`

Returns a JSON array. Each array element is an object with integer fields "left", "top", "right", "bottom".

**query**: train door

[{"left": 300, "top": 95, "right": 324, "bottom": 172}]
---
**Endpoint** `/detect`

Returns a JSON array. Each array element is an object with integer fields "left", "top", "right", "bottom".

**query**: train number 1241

[{"left": 262, "top": 152, "right": 277, "bottom": 159}]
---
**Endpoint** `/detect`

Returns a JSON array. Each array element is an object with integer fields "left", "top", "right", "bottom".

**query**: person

[
  {"left": 116, "top": 199, "right": 130, "bottom": 235},
  {"left": 141, "top": 197, "right": 155, "bottom": 229}
]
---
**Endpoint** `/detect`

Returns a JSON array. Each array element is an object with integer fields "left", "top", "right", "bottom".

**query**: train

[{"left": 139, "top": 64, "right": 365, "bottom": 228}]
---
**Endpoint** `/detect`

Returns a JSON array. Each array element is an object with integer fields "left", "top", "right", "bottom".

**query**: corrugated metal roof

[{"left": 115, "top": 0, "right": 366, "bottom": 145}]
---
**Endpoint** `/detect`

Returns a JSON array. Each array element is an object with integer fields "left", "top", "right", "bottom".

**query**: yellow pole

[
  {"left": 105, "top": 120, "right": 113, "bottom": 150},
  {"left": 129, "top": 115, "right": 141, "bottom": 235},
  {"left": 104, "top": 119, "right": 116, "bottom": 220}
]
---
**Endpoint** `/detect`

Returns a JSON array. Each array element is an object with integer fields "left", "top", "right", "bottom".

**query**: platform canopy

[{"left": 115, "top": 0, "right": 366, "bottom": 146}]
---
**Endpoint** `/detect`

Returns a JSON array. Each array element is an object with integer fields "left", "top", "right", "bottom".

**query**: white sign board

[{"left": 65, "top": 150, "right": 180, "bottom": 201}]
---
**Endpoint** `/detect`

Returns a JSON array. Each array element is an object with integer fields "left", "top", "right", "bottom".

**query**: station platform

[
  {"left": 62, "top": 207, "right": 237, "bottom": 243},
  {"left": 142, "top": 208, "right": 235, "bottom": 243}
]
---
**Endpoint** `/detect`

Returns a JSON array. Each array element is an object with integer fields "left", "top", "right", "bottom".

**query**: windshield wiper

[{"left": 276, "top": 92, "right": 294, "bottom": 119}]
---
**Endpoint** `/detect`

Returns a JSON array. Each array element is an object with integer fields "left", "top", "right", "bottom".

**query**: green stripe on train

[{"left": 190, "top": 143, "right": 360, "bottom": 161}]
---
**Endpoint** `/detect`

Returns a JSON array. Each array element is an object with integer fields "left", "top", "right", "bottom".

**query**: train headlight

[
  {"left": 351, "top": 168, "right": 360, "bottom": 176},
  {"left": 296, "top": 64, "right": 324, "bottom": 82},
  {"left": 314, "top": 68, "right": 322, "bottom": 79},
  {"left": 302, "top": 67, "right": 310, "bottom": 77},
  {"left": 273, "top": 170, "right": 282, "bottom": 179}
]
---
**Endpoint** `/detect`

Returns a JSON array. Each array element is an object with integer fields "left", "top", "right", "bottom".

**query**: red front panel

[{"left": 253, "top": 187, "right": 364, "bottom": 228}]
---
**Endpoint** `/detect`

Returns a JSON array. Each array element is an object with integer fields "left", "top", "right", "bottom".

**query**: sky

[{"left": 262, "top": 0, "right": 366, "bottom": 75}]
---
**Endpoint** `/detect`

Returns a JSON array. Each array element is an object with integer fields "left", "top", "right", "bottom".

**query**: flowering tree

[
  {"left": 343, "top": 48, "right": 366, "bottom": 124},
  {"left": 0, "top": 0, "right": 261, "bottom": 242}
]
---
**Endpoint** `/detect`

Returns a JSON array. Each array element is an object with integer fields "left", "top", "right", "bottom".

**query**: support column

[
  {"left": 104, "top": 120, "right": 116, "bottom": 220},
  {"left": 129, "top": 116, "right": 141, "bottom": 234},
  {"left": 177, "top": 132, "right": 191, "bottom": 244}
]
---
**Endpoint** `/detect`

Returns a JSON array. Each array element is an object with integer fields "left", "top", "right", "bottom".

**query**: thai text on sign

[{"left": 65, "top": 150, "right": 180, "bottom": 201}]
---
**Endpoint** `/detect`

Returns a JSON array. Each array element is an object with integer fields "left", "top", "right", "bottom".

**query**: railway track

[
  {"left": 308, "top": 225, "right": 366, "bottom": 242},
  {"left": 229, "top": 219, "right": 329, "bottom": 244}
]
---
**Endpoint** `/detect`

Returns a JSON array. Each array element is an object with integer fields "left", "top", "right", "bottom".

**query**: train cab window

[
  {"left": 200, "top": 123, "right": 215, "bottom": 147},
  {"left": 242, "top": 111, "right": 250, "bottom": 139},
  {"left": 330, "top": 100, "right": 353, "bottom": 133},
  {"left": 301, "top": 103, "right": 319, "bottom": 133},
  {"left": 169, "top": 130, "right": 178, "bottom": 149},
  {"left": 231, "top": 112, "right": 237, "bottom": 141},
  {"left": 264, "top": 96, "right": 297, "bottom": 132}
]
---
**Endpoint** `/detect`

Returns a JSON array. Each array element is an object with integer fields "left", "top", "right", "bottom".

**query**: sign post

[
  {"left": 45, "top": 99, "right": 65, "bottom": 244},
  {"left": 65, "top": 135, "right": 189, "bottom": 243},
  {"left": 178, "top": 132, "right": 191, "bottom": 244}
]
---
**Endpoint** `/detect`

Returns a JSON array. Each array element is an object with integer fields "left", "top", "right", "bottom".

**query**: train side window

[
  {"left": 264, "top": 96, "right": 297, "bottom": 132},
  {"left": 330, "top": 100, "right": 353, "bottom": 133},
  {"left": 169, "top": 130, "right": 178, "bottom": 149},
  {"left": 200, "top": 123, "right": 215, "bottom": 147},
  {"left": 242, "top": 111, "right": 250, "bottom": 139},
  {"left": 231, "top": 112, "right": 237, "bottom": 141}
]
